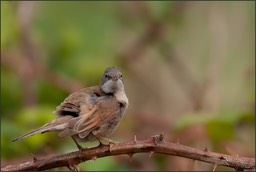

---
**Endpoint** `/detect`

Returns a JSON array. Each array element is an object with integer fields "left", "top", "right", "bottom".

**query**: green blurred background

[{"left": 1, "top": 1, "right": 255, "bottom": 171}]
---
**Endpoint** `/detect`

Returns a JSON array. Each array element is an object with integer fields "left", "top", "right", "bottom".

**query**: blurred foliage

[
  {"left": 1, "top": 69, "right": 23, "bottom": 114},
  {"left": 175, "top": 110, "right": 254, "bottom": 144},
  {"left": 1, "top": 2, "right": 19, "bottom": 48},
  {"left": 80, "top": 158, "right": 124, "bottom": 171},
  {"left": 1, "top": 1, "right": 255, "bottom": 171},
  {"left": 175, "top": 111, "right": 254, "bottom": 130},
  {"left": 2, "top": 106, "right": 55, "bottom": 159}
]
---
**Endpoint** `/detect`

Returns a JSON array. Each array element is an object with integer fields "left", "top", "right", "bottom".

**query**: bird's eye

[
  {"left": 120, "top": 74, "right": 123, "bottom": 78},
  {"left": 105, "top": 74, "right": 108, "bottom": 78}
]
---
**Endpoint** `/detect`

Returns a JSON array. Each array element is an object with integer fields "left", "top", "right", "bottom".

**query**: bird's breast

[{"left": 114, "top": 90, "right": 129, "bottom": 109}]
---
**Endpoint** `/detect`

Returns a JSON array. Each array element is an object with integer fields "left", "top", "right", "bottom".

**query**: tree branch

[{"left": 2, "top": 134, "right": 255, "bottom": 171}]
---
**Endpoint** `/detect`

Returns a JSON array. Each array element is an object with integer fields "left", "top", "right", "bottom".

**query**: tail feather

[
  {"left": 12, "top": 123, "right": 68, "bottom": 142},
  {"left": 12, "top": 127, "right": 47, "bottom": 142}
]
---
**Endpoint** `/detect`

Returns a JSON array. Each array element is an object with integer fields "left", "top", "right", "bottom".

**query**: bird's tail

[{"left": 12, "top": 122, "right": 68, "bottom": 142}]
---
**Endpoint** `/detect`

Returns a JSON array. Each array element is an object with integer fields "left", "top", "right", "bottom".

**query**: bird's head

[{"left": 100, "top": 67, "right": 124, "bottom": 94}]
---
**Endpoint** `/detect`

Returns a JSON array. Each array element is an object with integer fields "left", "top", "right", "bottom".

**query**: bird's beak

[{"left": 112, "top": 76, "right": 118, "bottom": 81}]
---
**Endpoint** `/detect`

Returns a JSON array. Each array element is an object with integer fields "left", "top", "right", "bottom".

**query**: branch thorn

[
  {"left": 134, "top": 135, "right": 137, "bottom": 143},
  {"left": 68, "top": 164, "right": 80, "bottom": 172},
  {"left": 92, "top": 156, "right": 97, "bottom": 161},
  {"left": 127, "top": 154, "right": 133, "bottom": 163},
  {"left": 212, "top": 163, "right": 218, "bottom": 171},
  {"left": 149, "top": 151, "right": 154, "bottom": 158},
  {"left": 203, "top": 147, "right": 208, "bottom": 152},
  {"left": 176, "top": 138, "right": 181, "bottom": 144},
  {"left": 30, "top": 153, "right": 39, "bottom": 162},
  {"left": 220, "top": 156, "right": 228, "bottom": 161}
]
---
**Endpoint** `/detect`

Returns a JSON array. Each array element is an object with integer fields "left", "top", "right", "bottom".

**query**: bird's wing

[
  {"left": 58, "top": 95, "right": 120, "bottom": 138},
  {"left": 54, "top": 86, "right": 103, "bottom": 118},
  {"left": 54, "top": 86, "right": 104, "bottom": 138}
]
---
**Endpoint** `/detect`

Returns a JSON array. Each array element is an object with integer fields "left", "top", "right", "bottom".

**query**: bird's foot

[
  {"left": 71, "top": 136, "right": 87, "bottom": 151},
  {"left": 77, "top": 144, "right": 88, "bottom": 151},
  {"left": 96, "top": 136, "right": 118, "bottom": 152},
  {"left": 98, "top": 136, "right": 119, "bottom": 145},
  {"left": 97, "top": 139, "right": 107, "bottom": 147}
]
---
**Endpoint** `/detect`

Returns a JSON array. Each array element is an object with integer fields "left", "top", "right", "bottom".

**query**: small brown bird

[{"left": 12, "top": 67, "right": 129, "bottom": 149}]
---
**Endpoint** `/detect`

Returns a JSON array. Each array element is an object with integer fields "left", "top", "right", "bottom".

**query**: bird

[{"left": 12, "top": 66, "right": 129, "bottom": 150}]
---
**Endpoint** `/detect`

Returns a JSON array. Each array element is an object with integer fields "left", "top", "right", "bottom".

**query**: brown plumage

[{"left": 12, "top": 67, "right": 129, "bottom": 149}]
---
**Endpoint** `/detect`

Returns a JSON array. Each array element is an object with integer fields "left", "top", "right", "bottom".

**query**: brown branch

[{"left": 2, "top": 134, "right": 255, "bottom": 171}]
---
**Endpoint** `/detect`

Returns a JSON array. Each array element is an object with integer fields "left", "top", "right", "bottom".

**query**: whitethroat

[{"left": 12, "top": 67, "right": 129, "bottom": 150}]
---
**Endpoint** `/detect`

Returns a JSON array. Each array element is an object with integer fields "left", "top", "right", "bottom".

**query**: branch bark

[{"left": 2, "top": 134, "right": 255, "bottom": 171}]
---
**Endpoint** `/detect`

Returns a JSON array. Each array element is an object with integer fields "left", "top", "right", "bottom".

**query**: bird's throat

[{"left": 114, "top": 90, "right": 129, "bottom": 107}]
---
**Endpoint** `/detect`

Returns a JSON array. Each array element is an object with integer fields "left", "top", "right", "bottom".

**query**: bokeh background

[{"left": 1, "top": 1, "right": 255, "bottom": 171}]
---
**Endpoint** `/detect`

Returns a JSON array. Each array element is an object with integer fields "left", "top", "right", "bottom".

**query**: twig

[{"left": 1, "top": 134, "right": 255, "bottom": 171}]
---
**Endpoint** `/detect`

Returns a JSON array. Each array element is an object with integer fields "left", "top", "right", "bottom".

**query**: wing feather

[
  {"left": 54, "top": 86, "right": 103, "bottom": 117},
  {"left": 58, "top": 95, "right": 120, "bottom": 139}
]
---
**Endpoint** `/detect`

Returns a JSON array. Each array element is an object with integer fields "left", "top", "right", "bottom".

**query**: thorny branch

[{"left": 1, "top": 134, "right": 255, "bottom": 171}]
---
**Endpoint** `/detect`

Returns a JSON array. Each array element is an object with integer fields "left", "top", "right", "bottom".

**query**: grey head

[{"left": 100, "top": 67, "right": 124, "bottom": 94}]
